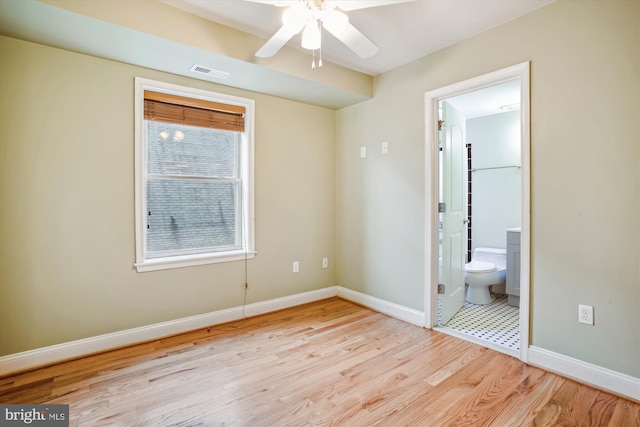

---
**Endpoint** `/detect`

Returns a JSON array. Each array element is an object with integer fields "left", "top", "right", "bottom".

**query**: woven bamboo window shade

[{"left": 144, "top": 91, "right": 245, "bottom": 132}]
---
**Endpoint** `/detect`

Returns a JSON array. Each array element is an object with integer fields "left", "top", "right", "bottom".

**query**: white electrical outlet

[
  {"left": 360, "top": 146, "right": 367, "bottom": 158},
  {"left": 381, "top": 141, "right": 389, "bottom": 154},
  {"left": 578, "top": 304, "right": 594, "bottom": 325},
  {"left": 293, "top": 261, "right": 299, "bottom": 273},
  {"left": 322, "top": 257, "right": 328, "bottom": 269}
]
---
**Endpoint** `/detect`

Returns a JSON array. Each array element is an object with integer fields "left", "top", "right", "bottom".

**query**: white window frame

[{"left": 134, "top": 77, "right": 255, "bottom": 272}]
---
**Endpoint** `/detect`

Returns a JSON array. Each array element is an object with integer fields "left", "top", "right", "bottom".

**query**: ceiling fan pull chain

[
  {"left": 312, "top": 49, "right": 316, "bottom": 70},
  {"left": 318, "top": 21, "right": 323, "bottom": 68}
]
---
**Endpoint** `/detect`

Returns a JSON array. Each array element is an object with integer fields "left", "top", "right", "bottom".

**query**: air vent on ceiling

[{"left": 190, "top": 64, "right": 230, "bottom": 80}]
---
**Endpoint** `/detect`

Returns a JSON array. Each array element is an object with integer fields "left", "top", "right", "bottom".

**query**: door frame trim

[{"left": 423, "top": 62, "right": 531, "bottom": 363}]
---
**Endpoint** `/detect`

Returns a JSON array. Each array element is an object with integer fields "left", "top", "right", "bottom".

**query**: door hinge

[
  {"left": 438, "top": 202, "right": 446, "bottom": 213},
  {"left": 437, "top": 284, "right": 445, "bottom": 294},
  {"left": 438, "top": 120, "right": 445, "bottom": 131}
]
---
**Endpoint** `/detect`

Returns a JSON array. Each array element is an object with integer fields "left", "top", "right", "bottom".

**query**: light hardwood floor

[{"left": 1, "top": 298, "right": 638, "bottom": 426}]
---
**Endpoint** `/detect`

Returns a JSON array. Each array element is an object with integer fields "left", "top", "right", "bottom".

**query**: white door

[{"left": 439, "top": 101, "right": 467, "bottom": 325}]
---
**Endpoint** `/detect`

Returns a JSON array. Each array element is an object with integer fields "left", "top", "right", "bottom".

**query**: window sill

[{"left": 135, "top": 250, "right": 256, "bottom": 273}]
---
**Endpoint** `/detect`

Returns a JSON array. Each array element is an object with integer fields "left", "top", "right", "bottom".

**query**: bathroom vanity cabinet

[{"left": 506, "top": 228, "right": 521, "bottom": 307}]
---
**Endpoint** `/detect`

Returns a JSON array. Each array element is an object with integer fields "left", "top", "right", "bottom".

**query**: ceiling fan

[{"left": 248, "top": 0, "right": 414, "bottom": 68}]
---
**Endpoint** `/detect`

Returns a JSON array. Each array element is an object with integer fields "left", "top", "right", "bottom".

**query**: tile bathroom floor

[{"left": 439, "top": 294, "right": 520, "bottom": 352}]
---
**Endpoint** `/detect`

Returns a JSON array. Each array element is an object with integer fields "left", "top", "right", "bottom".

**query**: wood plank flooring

[{"left": 1, "top": 297, "right": 638, "bottom": 426}]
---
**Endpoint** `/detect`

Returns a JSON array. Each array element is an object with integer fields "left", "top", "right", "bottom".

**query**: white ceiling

[
  {"left": 446, "top": 78, "right": 521, "bottom": 119},
  {"left": 0, "top": 0, "right": 551, "bottom": 110},
  {"left": 163, "top": 0, "right": 555, "bottom": 76}
]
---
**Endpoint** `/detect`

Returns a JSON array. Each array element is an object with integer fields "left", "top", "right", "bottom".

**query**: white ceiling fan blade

[
  {"left": 256, "top": 20, "right": 306, "bottom": 57},
  {"left": 330, "top": 0, "right": 416, "bottom": 11},
  {"left": 323, "top": 18, "right": 379, "bottom": 58}
]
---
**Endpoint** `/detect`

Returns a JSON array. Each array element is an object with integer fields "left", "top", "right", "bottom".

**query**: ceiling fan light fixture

[
  {"left": 301, "top": 20, "right": 321, "bottom": 50},
  {"left": 254, "top": 0, "right": 383, "bottom": 63}
]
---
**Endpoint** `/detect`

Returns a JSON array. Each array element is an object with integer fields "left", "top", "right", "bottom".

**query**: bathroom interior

[{"left": 437, "top": 79, "right": 522, "bottom": 355}]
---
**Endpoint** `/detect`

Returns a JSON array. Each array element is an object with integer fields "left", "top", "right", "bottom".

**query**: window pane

[
  {"left": 146, "top": 179, "right": 240, "bottom": 257},
  {"left": 146, "top": 121, "right": 238, "bottom": 177}
]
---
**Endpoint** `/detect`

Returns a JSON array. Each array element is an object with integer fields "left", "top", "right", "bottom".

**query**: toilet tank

[{"left": 473, "top": 247, "right": 507, "bottom": 269}]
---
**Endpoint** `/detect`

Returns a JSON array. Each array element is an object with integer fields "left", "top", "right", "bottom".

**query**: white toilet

[{"left": 464, "top": 247, "right": 507, "bottom": 305}]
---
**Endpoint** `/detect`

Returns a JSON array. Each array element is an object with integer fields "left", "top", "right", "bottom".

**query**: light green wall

[
  {"left": 337, "top": 0, "right": 640, "bottom": 377},
  {"left": 1, "top": 0, "right": 638, "bottom": 382},
  {"left": 0, "top": 36, "right": 336, "bottom": 356}
]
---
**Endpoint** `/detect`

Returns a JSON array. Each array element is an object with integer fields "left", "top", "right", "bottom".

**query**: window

[{"left": 134, "top": 78, "right": 255, "bottom": 272}]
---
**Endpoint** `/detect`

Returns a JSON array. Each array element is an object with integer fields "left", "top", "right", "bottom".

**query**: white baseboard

[
  {"left": 333, "top": 288, "right": 640, "bottom": 402},
  {"left": 528, "top": 346, "right": 640, "bottom": 402},
  {"left": 336, "top": 286, "right": 424, "bottom": 326},
  {"left": 243, "top": 286, "right": 337, "bottom": 317},
  {"left": 0, "top": 287, "right": 337, "bottom": 376},
  {"left": 3, "top": 286, "right": 637, "bottom": 403}
]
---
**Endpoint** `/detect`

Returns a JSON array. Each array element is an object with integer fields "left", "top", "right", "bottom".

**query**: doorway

[{"left": 424, "top": 63, "right": 531, "bottom": 362}]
